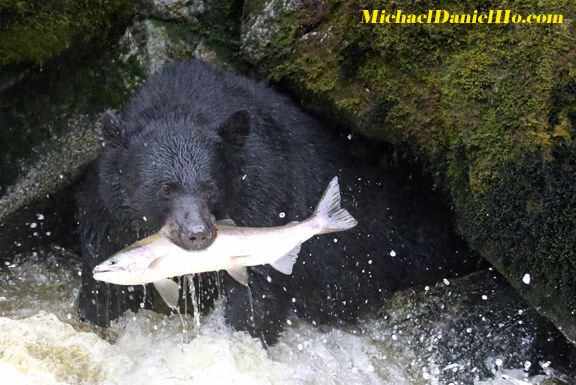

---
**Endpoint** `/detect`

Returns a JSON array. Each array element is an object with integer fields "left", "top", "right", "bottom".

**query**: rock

[
  {"left": 538, "top": 378, "right": 572, "bottom": 385},
  {"left": 0, "top": 41, "right": 146, "bottom": 258},
  {"left": 240, "top": 0, "right": 576, "bottom": 344},
  {"left": 0, "top": 0, "right": 139, "bottom": 69},
  {"left": 138, "top": 0, "right": 208, "bottom": 23},
  {"left": 370, "top": 271, "right": 576, "bottom": 384}
]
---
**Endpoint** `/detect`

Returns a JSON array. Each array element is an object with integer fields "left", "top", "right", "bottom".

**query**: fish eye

[{"left": 110, "top": 259, "right": 117, "bottom": 265}]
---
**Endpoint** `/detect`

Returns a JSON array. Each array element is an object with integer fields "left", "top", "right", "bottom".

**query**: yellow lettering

[
  {"left": 379, "top": 10, "right": 387, "bottom": 23},
  {"left": 478, "top": 14, "right": 487, "bottom": 23},
  {"left": 417, "top": 14, "right": 426, "bottom": 23},
  {"left": 495, "top": 10, "right": 502, "bottom": 23},
  {"left": 551, "top": 14, "right": 563, "bottom": 23},
  {"left": 362, "top": 10, "right": 379, "bottom": 23},
  {"left": 435, "top": 10, "right": 449, "bottom": 23},
  {"left": 471, "top": 10, "right": 478, "bottom": 23}
]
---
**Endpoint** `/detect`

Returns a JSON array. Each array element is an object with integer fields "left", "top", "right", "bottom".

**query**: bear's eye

[
  {"left": 159, "top": 183, "right": 176, "bottom": 198},
  {"left": 205, "top": 182, "right": 218, "bottom": 196}
]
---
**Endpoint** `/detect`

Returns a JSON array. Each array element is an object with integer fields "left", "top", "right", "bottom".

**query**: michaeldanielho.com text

[{"left": 362, "top": 10, "right": 564, "bottom": 24}]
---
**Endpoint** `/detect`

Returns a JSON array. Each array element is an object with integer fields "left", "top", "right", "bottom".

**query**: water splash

[{"left": 0, "top": 255, "right": 571, "bottom": 385}]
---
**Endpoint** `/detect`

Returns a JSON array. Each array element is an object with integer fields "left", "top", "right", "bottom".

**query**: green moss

[
  {"left": 0, "top": 0, "right": 140, "bottom": 69},
  {"left": 249, "top": 0, "right": 576, "bottom": 340},
  {"left": 0, "top": 0, "right": 26, "bottom": 11}
]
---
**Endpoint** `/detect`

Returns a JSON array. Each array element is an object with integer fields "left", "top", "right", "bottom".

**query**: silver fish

[{"left": 92, "top": 177, "right": 357, "bottom": 308}]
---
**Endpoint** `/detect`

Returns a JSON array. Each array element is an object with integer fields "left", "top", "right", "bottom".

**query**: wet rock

[
  {"left": 539, "top": 378, "right": 572, "bottom": 385},
  {"left": 0, "top": 44, "right": 146, "bottom": 258},
  {"left": 369, "top": 271, "right": 576, "bottom": 384},
  {"left": 240, "top": 0, "right": 576, "bottom": 344},
  {"left": 241, "top": 0, "right": 294, "bottom": 64},
  {"left": 138, "top": 0, "right": 208, "bottom": 23},
  {"left": 0, "top": 0, "right": 139, "bottom": 69}
]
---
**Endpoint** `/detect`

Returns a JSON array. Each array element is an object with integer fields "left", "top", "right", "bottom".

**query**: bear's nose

[{"left": 179, "top": 225, "right": 216, "bottom": 251}]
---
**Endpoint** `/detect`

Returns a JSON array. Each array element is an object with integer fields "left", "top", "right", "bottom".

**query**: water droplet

[
  {"left": 522, "top": 273, "right": 531, "bottom": 284},
  {"left": 279, "top": 212, "right": 285, "bottom": 218},
  {"left": 389, "top": 250, "right": 396, "bottom": 257}
]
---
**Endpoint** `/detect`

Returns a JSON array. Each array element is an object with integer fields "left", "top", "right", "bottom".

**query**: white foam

[{"left": 0, "top": 259, "right": 560, "bottom": 385}]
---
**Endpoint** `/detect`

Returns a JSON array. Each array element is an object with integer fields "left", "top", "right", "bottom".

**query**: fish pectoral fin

[
  {"left": 226, "top": 266, "right": 248, "bottom": 286},
  {"left": 270, "top": 244, "right": 301, "bottom": 275},
  {"left": 153, "top": 278, "right": 180, "bottom": 309},
  {"left": 216, "top": 218, "right": 236, "bottom": 226},
  {"left": 148, "top": 256, "right": 166, "bottom": 271}
]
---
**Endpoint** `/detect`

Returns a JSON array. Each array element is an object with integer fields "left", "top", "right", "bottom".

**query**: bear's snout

[
  {"left": 178, "top": 223, "right": 216, "bottom": 250},
  {"left": 166, "top": 197, "right": 216, "bottom": 251}
]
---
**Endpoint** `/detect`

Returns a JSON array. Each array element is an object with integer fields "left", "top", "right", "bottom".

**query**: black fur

[{"left": 76, "top": 60, "right": 477, "bottom": 343}]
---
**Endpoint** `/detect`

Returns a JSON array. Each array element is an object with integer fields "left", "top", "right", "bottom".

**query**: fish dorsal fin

[
  {"left": 153, "top": 278, "right": 180, "bottom": 309},
  {"left": 270, "top": 244, "right": 301, "bottom": 275},
  {"left": 226, "top": 266, "right": 248, "bottom": 286},
  {"left": 216, "top": 218, "right": 236, "bottom": 226}
]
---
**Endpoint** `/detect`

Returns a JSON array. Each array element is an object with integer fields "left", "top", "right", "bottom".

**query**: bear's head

[{"left": 98, "top": 109, "right": 251, "bottom": 250}]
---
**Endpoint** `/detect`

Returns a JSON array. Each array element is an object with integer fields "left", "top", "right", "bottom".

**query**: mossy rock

[
  {"left": 241, "top": 0, "right": 576, "bottom": 343},
  {"left": 0, "top": 0, "right": 141, "bottom": 69}
]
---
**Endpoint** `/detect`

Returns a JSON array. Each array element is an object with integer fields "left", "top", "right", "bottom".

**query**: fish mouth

[{"left": 92, "top": 265, "right": 114, "bottom": 274}]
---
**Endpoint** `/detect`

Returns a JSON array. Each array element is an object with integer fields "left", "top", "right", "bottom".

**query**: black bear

[{"left": 76, "top": 60, "right": 476, "bottom": 344}]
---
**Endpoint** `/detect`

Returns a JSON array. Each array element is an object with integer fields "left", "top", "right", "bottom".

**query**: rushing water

[{"left": 0, "top": 252, "right": 572, "bottom": 385}]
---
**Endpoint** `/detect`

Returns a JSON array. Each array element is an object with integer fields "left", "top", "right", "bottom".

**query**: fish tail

[{"left": 313, "top": 177, "right": 358, "bottom": 234}]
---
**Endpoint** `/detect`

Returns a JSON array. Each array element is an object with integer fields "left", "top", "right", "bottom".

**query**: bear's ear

[
  {"left": 218, "top": 110, "right": 251, "bottom": 147},
  {"left": 101, "top": 110, "right": 126, "bottom": 148}
]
